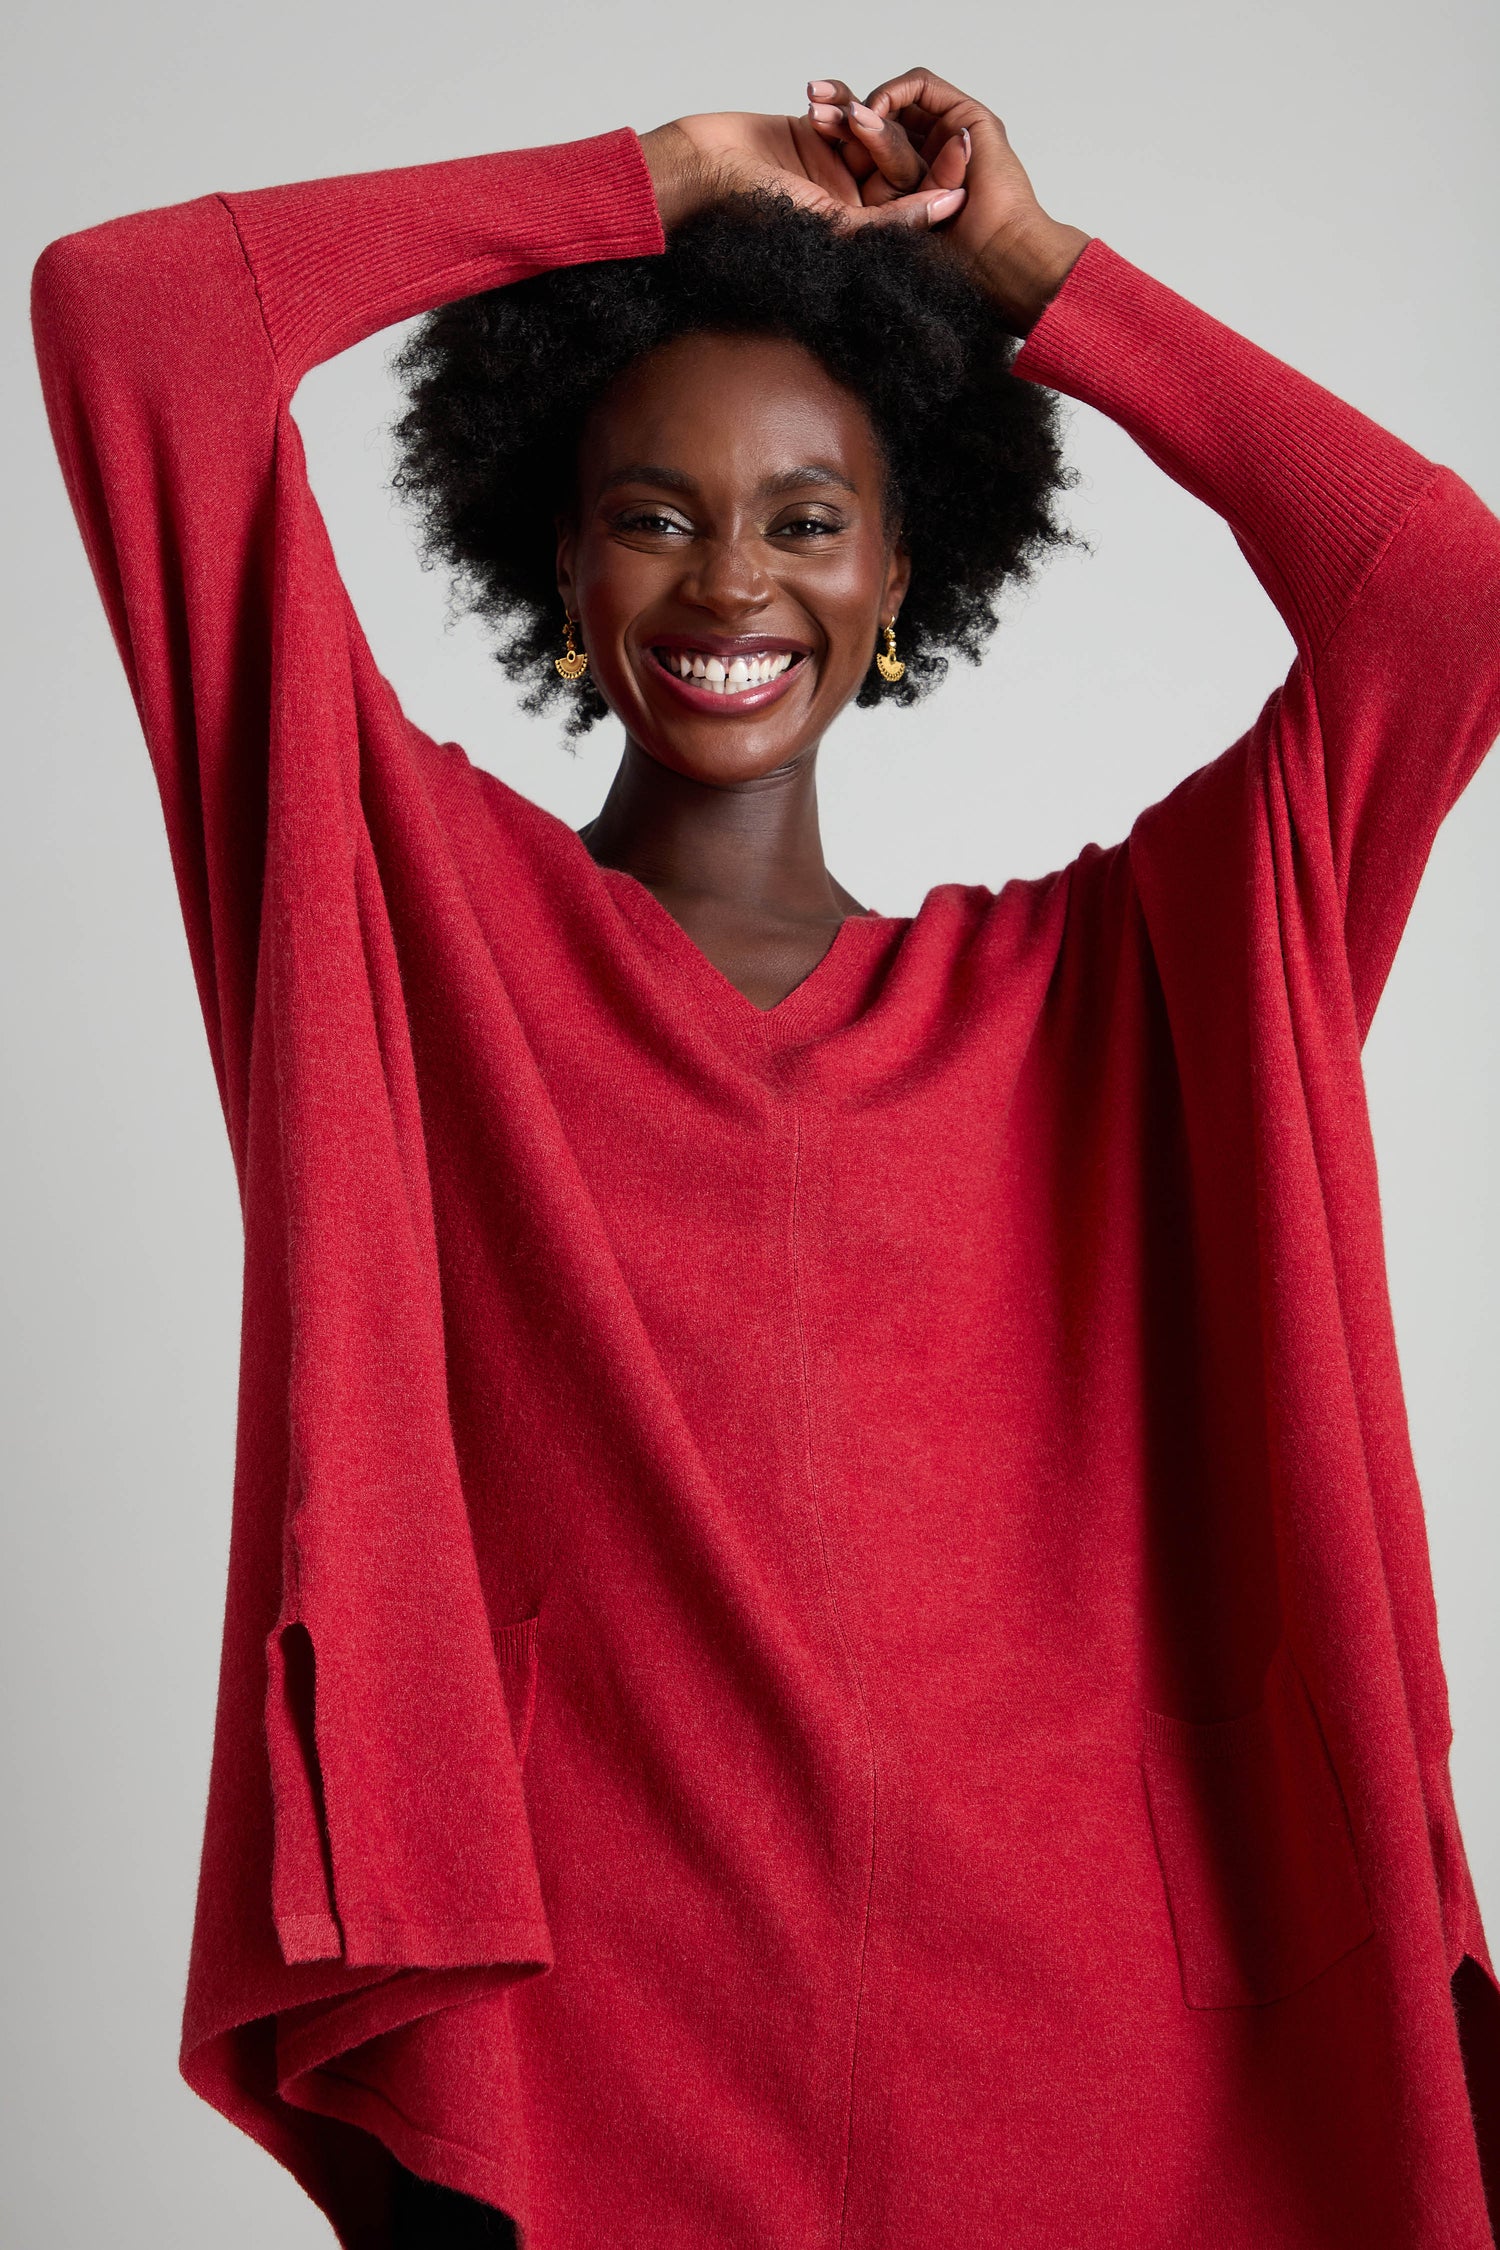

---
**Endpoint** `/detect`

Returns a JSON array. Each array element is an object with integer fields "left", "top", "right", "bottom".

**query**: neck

[{"left": 580, "top": 737, "right": 862, "bottom": 926}]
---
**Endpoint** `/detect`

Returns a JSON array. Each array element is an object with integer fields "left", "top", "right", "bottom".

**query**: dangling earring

[
  {"left": 875, "top": 621, "right": 905, "bottom": 684},
  {"left": 555, "top": 615, "right": 588, "bottom": 681}
]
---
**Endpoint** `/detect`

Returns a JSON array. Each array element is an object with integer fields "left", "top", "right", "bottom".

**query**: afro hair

[{"left": 392, "top": 190, "right": 1076, "bottom": 737}]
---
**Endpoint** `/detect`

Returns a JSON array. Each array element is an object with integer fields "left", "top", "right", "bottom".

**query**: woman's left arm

[
  {"left": 1010, "top": 241, "right": 1500, "bottom": 1032},
  {"left": 818, "top": 70, "right": 1500, "bottom": 1029}
]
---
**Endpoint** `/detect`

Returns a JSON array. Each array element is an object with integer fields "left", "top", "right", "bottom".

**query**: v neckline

[{"left": 587, "top": 858, "right": 899, "bottom": 1047}]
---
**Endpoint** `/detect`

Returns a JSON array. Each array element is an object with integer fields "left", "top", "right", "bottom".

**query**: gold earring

[
  {"left": 875, "top": 621, "right": 905, "bottom": 684},
  {"left": 555, "top": 615, "right": 589, "bottom": 681}
]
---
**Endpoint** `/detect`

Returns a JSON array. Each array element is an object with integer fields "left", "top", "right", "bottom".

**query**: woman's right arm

[{"left": 31, "top": 134, "right": 664, "bottom": 1144}]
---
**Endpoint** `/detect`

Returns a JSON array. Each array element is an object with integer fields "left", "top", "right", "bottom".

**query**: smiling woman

[{"left": 30, "top": 65, "right": 1500, "bottom": 2250}]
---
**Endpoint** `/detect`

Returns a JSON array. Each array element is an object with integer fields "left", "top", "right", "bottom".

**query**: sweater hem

[{"left": 334, "top": 1912, "right": 554, "bottom": 1972}]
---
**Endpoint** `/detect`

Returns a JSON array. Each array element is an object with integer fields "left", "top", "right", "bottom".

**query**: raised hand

[
  {"left": 638, "top": 111, "right": 966, "bottom": 235},
  {"left": 806, "top": 68, "right": 1089, "bottom": 331}
]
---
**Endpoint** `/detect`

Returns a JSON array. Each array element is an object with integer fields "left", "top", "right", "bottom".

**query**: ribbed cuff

[
  {"left": 222, "top": 129, "right": 664, "bottom": 386},
  {"left": 1014, "top": 239, "right": 1437, "bottom": 652}
]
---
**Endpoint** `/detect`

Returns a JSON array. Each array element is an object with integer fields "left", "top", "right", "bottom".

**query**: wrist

[
  {"left": 638, "top": 122, "right": 704, "bottom": 230},
  {"left": 976, "top": 216, "right": 1092, "bottom": 334}
]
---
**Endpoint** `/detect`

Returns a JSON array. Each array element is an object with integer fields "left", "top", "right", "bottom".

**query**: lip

[
  {"left": 650, "top": 631, "right": 812, "bottom": 660},
  {"left": 643, "top": 640, "right": 811, "bottom": 717}
]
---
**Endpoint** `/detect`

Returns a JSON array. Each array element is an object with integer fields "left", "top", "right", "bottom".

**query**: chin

[{"left": 644, "top": 720, "right": 816, "bottom": 788}]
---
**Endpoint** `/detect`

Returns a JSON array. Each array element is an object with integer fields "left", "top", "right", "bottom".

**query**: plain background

[{"left": 3, "top": 0, "right": 1496, "bottom": 2241}]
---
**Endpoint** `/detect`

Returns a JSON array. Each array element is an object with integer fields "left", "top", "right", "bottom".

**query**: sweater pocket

[
  {"left": 493, "top": 1615, "right": 540, "bottom": 1765},
  {"left": 1142, "top": 1645, "right": 1372, "bottom": 2008}
]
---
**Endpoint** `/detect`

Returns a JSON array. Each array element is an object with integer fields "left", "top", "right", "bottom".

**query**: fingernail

[
  {"left": 809, "top": 102, "right": 842, "bottom": 125},
  {"left": 808, "top": 80, "right": 837, "bottom": 99},
  {"left": 960, "top": 128, "right": 972, "bottom": 162},
  {"left": 849, "top": 99, "right": 880, "bottom": 128},
  {"left": 927, "top": 187, "right": 965, "bottom": 223}
]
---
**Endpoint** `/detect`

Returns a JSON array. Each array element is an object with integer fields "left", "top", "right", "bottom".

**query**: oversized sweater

[{"left": 31, "top": 128, "right": 1500, "bottom": 2250}]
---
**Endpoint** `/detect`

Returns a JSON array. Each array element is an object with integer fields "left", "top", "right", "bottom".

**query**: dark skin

[{"left": 563, "top": 70, "right": 1090, "bottom": 1009}]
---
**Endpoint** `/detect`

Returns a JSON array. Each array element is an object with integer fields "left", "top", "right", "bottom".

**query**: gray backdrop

[{"left": 3, "top": 0, "right": 1496, "bottom": 2241}]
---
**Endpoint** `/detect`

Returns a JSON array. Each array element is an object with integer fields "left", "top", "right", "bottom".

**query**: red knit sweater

[{"left": 32, "top": 128, "right": 1500, "bottom": 2250}]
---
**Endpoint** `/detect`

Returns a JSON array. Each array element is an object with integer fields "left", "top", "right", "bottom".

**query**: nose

[{"left": 678, "top": 532, "right": 773, "bottom": 622}]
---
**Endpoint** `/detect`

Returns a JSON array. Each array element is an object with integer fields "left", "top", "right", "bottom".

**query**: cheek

[
  {"left": 810, "top": 537, "right": 894, "bottom": 654},
  {"left": 825, "top": 516, "right": 895, "bottom": 598},
  {"left": 573, "top": 545, "right": 662, "bottom": 634}
]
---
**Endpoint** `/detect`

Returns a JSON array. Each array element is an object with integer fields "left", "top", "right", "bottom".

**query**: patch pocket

[
  {"left": 493, "top": 1615, "right": 539, "bottom": 1764},
  {"left": 1142, "top": 1645, "right": 1372, "bottom": 2008}
]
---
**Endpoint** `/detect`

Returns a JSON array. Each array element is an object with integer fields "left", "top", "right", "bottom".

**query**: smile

[
  {"left": 646, "top": 641, "right": 808, "bottom": 715},
  {"left": 662, "top": 649, "right": 796, "bottom": 691}
]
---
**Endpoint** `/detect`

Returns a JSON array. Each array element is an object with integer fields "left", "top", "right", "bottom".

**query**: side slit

[{"left": 1453, "top": 1953, "right": 1500, "bottom": 2236}]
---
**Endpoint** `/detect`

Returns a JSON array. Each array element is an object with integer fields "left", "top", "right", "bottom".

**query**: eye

[
  {"left": 614, "top": 506, "right": 693, "bottom": 537},
  {"left": 772, "top": 512, "right": 846, "bottom": 539}
]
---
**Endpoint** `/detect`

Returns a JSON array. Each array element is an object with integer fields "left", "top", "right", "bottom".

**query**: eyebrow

[{"left": 596, "top": 462, "right": 860, "bottom": 501}]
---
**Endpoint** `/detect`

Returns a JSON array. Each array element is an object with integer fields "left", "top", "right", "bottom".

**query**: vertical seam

[
  {"left": 215, "top": 194, "right": 286, "bottom": 385},
  {"left": 789, "top": 1105, "right": 879, "bottom": 2250}
]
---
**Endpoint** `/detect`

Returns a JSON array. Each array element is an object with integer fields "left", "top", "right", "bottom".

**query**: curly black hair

[{"left": 392, "top": 191, "right": 1076, "bottom": 737}]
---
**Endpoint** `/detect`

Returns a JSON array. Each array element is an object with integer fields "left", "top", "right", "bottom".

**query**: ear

[
  {"left": 555, "top": 514, "right": 578, "bottom": 618},
  {"left": 882, "top": 536, "right": 912, "bottom": 626}
]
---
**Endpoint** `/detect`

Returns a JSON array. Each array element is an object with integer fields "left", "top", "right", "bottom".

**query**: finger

[
  {"left": 806, "top": 81, "right": 868, "bottom": 150},
  {"left": 865, "top": 66, "right": 972, "bottom": 123},
  {"left": 809, "top": 79, "right": 881, "bottom": 183},
  {"left": 925, "top": 125, "right": 971, "bottom": 192},
  {"left": 836, "top": 184, "right": 966, "bottom": 232},
  {"left": 869, "top": 73, "right": 999, "bottom": 182},
  {"left": 786, "top": 111, "right": 870, "bottom": 202},
  {"left": 806, "top": 105, "right": 878, "bottom": 184},
  {"left": 881, "top": 100, "right": 941, "bottom": 151},
  {"left": 806, "top": 79, "right": 877, "bottom": 182},
  {"left": 840, "top": 99, "right": 929, "bottom": 200}
]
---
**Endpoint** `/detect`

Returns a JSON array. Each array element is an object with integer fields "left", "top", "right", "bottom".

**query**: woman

[{"left": 32, "top": 68, "right": 1500, "bottom": 2250}]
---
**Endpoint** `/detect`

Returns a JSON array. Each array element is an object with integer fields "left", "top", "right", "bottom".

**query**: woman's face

[{"left": 557, "top": 332, "right": 909, "bottom": 788}]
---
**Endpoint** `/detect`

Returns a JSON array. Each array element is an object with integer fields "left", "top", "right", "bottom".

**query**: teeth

[{"left": 665, "top": 651, "right": 796, "bottom": 694}]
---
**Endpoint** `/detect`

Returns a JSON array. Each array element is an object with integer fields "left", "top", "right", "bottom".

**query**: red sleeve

[
  {"left": 30, "top": 133, "right": 663, "bottom": 1150},
  {"left": 1015, "top": 240, "right": 1500, "bottom": 1033}
]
